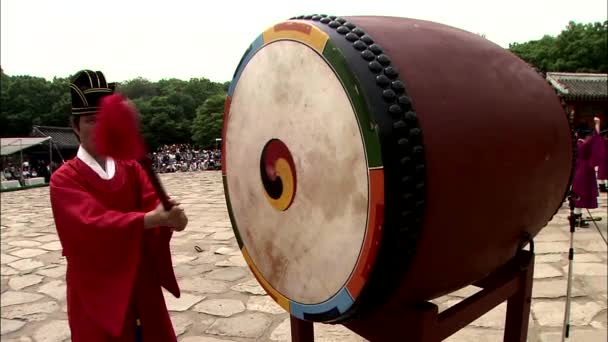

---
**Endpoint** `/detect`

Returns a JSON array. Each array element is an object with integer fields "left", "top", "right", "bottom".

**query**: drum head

[{"left": 223, "top": 21, "right": 385, "bottom": 321}]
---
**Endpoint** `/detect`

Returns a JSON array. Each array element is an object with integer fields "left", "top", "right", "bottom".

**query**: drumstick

[{"left": 95, "top": 93, "right": 173, "bottom": 210}]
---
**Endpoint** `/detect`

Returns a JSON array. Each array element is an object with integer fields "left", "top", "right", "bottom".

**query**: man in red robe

[{"left": 50, "top": 70, "right": 188, "bottom": 341}]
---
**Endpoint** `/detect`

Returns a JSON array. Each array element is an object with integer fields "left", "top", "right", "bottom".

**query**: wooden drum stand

[{"left": 290, "top": 250, "right": 535, "bottom": 342}]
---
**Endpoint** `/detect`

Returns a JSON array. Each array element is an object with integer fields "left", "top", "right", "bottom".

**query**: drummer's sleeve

[
  {"left": 132, "top": 161, "right": 162, "bottom": 212},
  {"left": 132, "top": 161, "right": 180, "bottom": 297}
]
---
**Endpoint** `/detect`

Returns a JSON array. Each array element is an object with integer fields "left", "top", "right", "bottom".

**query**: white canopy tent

[
  {"left": 1, "top": 137, "right": 53, "bottom": 186},
  {"left": 1, "top": 137, "right": 51, "bottom": 156}
]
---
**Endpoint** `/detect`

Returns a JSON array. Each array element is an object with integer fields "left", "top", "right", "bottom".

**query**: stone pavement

[{"left": 1, "top": 171, "right": 606, "bottom": 341}]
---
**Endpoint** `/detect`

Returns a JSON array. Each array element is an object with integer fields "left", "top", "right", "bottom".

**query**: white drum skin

[{"left": 225, "top": 40, "right": 369, "bottom": 304}]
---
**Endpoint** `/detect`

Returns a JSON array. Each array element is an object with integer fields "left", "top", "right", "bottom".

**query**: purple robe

[
  {"left": 596, "top": 137, "right": 607, "bottom": 180},
  {"left": 572, "top": 132, "right": 602, "bottom": 208}
]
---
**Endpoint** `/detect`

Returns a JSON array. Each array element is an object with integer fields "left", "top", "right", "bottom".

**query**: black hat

[
  {"left": 577, "top": 128, "right": 592, "bottom": 138},
  {"left": 70, "top": 70, "right": 116, "bottom": 115}
]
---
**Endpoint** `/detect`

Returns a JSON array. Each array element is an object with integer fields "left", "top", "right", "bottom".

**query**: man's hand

[
  {"left": 144, "top": 199, "right": 188, "bottom": 232},
  {"left": 166, "top": 199, "right": 188, "bottom": 232}
]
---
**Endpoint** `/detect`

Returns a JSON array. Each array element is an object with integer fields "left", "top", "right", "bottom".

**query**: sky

[{"left": 1, "top": 0, "right": 606, "bottom": 83}]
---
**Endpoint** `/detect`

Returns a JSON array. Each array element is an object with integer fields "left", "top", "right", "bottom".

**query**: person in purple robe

[{"left": 571, "top": 117, "right": 602, "bottom": 227}]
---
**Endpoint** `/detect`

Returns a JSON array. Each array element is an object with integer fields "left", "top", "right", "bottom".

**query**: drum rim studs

[
  {"left": 398, "top": 95, "right": 412, "bottom": 107},
  {"left": 361, "top": 49, "right": 376, "bottom": 61},
  {"left": 391, "top": 80, "right": 406, "bottom": 93},
  {"left": 369, "top": 44, "right": 383, "bottom": 55},
  {"left": 384, "top": 66, "right": 399, "bottom": 79},
  {"left": 353, "top": 40, "right": 368, "bottom": 51},
  {"left": 377, "top": 54, "right": 391, "bottom": 66},
  {"left": 329, "top": 21, "right": 341, "bottom": 29},
  {"left": 337, "top": 26, "right": 351, "bottom": 35},
  {"left": 352, "top": 27, "right": 366, "bottom": 37},
  {"left": 368, "top": 61, "right": 383, "bottom": 73},
  {"left": 344, "top": 21, "right": 357, "bottom": 29},
  {"left": 375, "top": 74, "right": 391, "bottom": 88},
  {"left": 361, "top": 35, "right": 374, "bottom": 45},
  {"left": 345, "top": 32, "right": 359, "bottom": 42}
]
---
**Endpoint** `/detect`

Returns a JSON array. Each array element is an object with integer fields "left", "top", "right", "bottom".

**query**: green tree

[
  {"left": 41, "top": 77, "right": 71, "bottom": 127},
  {"left": 509, "top": 20, "right": 608, "bottom": 72},
  {"left": 133, "top": 98, "right": 183, "bottom": 150},
  {"left": 509, "top": 35, "right": 557, "bottom": 72},
  {"left": 191, "top": 94, "right": 225, "bottom": 148},
  {"left": 0, "top": 70, "right": 229, "bottom": 143},
  {"left": 0, "top": 75, "right": 57, "bottom": 136},
  {"left": 184, "top": 77, "right": 224, "bottom": 109},
  {"left": 0, "top": 69, "right": 13, "bottom": 135},
  {"left": 117, "top": 77, "right": 158, "bottom": 99},
  {"left": 198, "top": 94, "right": 225, "bottom": 114}
]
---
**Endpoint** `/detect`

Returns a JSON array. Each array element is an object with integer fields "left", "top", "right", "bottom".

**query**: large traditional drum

[{"left": 221, "top": 15, "right": 573, "bottom": 323}]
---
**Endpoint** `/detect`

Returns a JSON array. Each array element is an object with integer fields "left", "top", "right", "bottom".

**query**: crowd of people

[
  {"left": 152, "top": 144, "right": 222, "bottom": 173},
  {"left": 1, "top": 160, "right": 53, "bottom": 184},
  {"left": 1, "top": 143, "right": 220, "bottom": 186}
]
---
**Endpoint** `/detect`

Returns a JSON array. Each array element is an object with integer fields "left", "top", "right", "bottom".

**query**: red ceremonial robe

[{"left": 50, "top": 157, "right": 180, "bottom": 341}]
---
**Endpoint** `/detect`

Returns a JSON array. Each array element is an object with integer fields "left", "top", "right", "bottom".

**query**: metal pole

[
  {"left": 19, "top": 138, "right": 24, "bottom": 185},
  {"left": 49, "top": 138, "right": 53, "bottom": 178},
  {"left": 562, "top": 192, "right": 576, "bottom": 341}
]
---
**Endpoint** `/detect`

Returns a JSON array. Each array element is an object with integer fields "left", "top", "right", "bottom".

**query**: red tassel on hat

[{"left": 94, "top": 93, "right": 147, "bottom": 161}]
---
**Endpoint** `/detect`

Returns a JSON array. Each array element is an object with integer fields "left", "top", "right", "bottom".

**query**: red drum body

[{"left": 221, "top": 15, "right": 573, "bottom": 323}]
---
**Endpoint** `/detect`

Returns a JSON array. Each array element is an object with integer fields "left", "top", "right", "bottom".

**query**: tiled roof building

[
  {"left": 31, "top": 126, "right": 79, "bottom": 149},
  {"left": 546, "top": 72, "right": 608, "bottom": 100},
  {"left": 31, "top": 126, "right": 79, "bottom": 161},
  {"left": 546, "top": 72, "right": 607, "bottom": 130}
]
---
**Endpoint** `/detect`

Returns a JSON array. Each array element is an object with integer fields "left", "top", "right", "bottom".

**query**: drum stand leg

[
  {"left": 290, "top": 315, "right": 314, "bottom": 342},
  {"left": 291, "top": 249, "right": 535, "bottom": 342},
  {"left": 435, "top": 249, "right": 534, "bottom": 342},
  {"left": 503, "top": 249, "right": 535, "bottom": 341}
]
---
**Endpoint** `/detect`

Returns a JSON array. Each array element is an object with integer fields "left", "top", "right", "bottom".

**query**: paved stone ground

[{"left": 1, "top": 171, "right": 606, "bottom": 341}]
